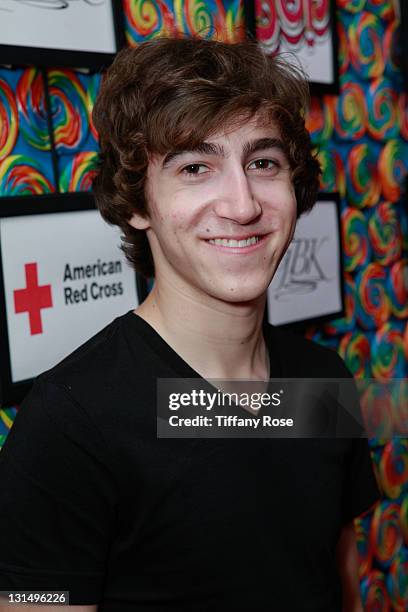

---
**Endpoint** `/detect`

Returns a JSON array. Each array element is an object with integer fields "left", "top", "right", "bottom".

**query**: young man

[{"left": 0, "top": 37, "right": 380, "bottom": 611}]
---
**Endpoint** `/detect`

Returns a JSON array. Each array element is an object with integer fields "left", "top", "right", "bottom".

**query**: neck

[{"left": 134, "top": 278, "right": 269, "bottom": 381}]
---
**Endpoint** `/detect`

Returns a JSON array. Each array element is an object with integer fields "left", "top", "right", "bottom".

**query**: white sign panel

[
  {"left": 279, "top": 35, "right": 334, "bottom": 85},
  {"left": 267, "top": 199, "right": 342, "bottom": 326},
  {"left": 256, "top": 1, "right": 337, "bottom": 89},
  {"left": 0, "top": 209, "right": 139, "bottom": 383},
  {"left": 0, "top": 0, "right": 116, "bottom": 53}
]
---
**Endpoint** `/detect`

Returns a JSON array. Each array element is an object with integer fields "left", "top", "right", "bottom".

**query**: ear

[{"left": 128, "top": 211, "right": 151, "bottom": 231}]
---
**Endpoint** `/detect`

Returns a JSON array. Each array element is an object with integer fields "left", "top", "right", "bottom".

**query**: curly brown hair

[{"left": 92, "top": 35, "right": 321, "bottom": 278}]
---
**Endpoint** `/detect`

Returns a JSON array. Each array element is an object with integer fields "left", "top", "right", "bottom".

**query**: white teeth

[{"left": 208, "top": 236, "right": 259, "bottom": 247}]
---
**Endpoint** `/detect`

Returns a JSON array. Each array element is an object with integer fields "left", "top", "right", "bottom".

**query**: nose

[{"left": 213, "top": 165, "right": 262, "bottom": 224}]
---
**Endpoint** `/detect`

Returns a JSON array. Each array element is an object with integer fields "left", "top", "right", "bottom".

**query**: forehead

[
  {"left": 209, "top": 112, "right": 281, "bottom": 141},
  {"left": 220, "top": 113, "right": 280, "bottom": 139}
]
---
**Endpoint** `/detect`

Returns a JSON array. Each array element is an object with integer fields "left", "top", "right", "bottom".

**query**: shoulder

[
  {"left": 18, "top": 311, "right": 150, "bottom": 434},
  {"left": 41, "top": 312, "right": 125, "bottom": 384},
  {"left": 10, "top": 312, "right": 143, "bottom": 460},
  {"left": 37, "top": 310, "right": 146, "bottom": 397},
  {"left": 25, "top": 310, "right": 167, "bottom": 442},
  {"left": 265, "top": 323, "right": 352, "bottom": 378}
]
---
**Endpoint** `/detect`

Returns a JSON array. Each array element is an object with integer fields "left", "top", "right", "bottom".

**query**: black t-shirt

[{"left": 0, "top": 311, "right": 380, "bottom": 611}]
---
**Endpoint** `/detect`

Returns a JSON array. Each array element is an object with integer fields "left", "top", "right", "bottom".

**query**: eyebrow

[{"left": 161, "top": 137, "right": 287, "bottom": 169}]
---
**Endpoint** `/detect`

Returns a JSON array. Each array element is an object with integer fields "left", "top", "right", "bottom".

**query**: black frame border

[
  {"left": 0, "top": 192, "right": 148, "bottom": 406},
  {"left": 0, "top": 1, "right": 126, "bottom": 70}
]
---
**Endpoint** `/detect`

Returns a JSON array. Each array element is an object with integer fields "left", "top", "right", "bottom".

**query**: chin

[{"left": 208, "top": 280, "right": 269, "bottom": 304}]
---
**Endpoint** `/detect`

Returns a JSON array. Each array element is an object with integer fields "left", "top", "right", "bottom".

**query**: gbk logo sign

[
  {"left": 273, "top": 237, "right": 330, "bottom": 298},
  {"left": 13, "top": 263, "right": 53, "bottom": 335},
  {"left": 268, "top": 199, "right": 342, "bottom": 326}
]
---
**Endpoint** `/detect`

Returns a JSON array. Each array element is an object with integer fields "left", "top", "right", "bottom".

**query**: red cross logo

[{"left": 14, "top": 263, "right": 53, "bottom": 335}]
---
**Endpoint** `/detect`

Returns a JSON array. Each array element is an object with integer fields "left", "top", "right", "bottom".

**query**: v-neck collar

[{"left": 123, "top": 310, "right": 284, "bottom": 380}]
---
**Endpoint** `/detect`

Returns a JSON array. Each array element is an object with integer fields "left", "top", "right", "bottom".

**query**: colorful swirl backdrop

[
  {"left": 301, "top": 1, "right": 408, "bottom": 607},
  {"left": 0, "top": 68, "right": 55, "bottom": 195},
  {"left": 0, "top": 0, "right": 407, "bottom": 605},
  {"left": 124, "top": 0, "right": 245, "bottom": 44}
]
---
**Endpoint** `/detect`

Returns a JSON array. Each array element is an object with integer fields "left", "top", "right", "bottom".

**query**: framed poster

[
  {"left": 245, "top": 0, "right": 339, "bottom": 94},
  {"left": 267, "top": 193, "right": 344, "bottom": 328},
  {"left": 0, "top": 0, "right": 125, "bottom": 69},
  {"left": 0, "top": 192, "right": 147, "bottom": 404}
]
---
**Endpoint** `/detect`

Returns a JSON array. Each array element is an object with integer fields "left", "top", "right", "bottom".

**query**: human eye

[
  {"left": 180, "top": 163, "right": 209, "bottom": 177},
  {"left": 247, "top": 158, "right": 281, "bottom": 173}
]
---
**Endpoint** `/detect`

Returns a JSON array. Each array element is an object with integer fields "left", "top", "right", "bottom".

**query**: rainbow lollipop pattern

[
  {"left": 355, "top": 515, "right": 374, "bottom": 578},
  {"left": 338, "top": 331, "right": 372, "bottom": 378},
  {"left": 355, "top": 263, "right": 391, "bottom": 330},
  {"left": 16, "top": 68, "right": 50, "bottom": 151},
  {"left": 378, "top": 139, "right": 408, "bottom": 202},
  {"left": 349, "top": 12, "right": 385, "bottom": 79},
  {"left": 370, "top": 501, "right": 403, "bottom": 567},
  {"left": 387, "top": 259, "right": 408, "bottom": 319},
  {"left": 60, "top": 152, "right": 99, "bottom": 193},
  {"left": 305, "top": 96, "right": 334, "bottom": 144},
  {"left": 371, "top": 445, "right": 383, "bottom": 480},
  {"left": 124, "top": 0, "right": 243, "bottom": 45},
  {"left": 86, "top": 73, "right": 102, "bottom": 143},
  {"left": 337, "top": 20, "right": 349, "bottom": 75},
  {"left": 401, "top": 497, "right": 408, "bottom": 545},
  {"left": 387, "top": 550, "right": 408, "bottom": 611},
  {"left": 391, "top": 379, "right": 408, "bottom": 437},
  {"left": 0, "top": 154, "right": 54, "bottom": 195},
  {"left": 335, "top": 81, "right": 367, "bottom": 140},
  {"left": 317, "top": 148, "right": 346, "bottom": 196},
  {"left": 368, "top": 202, "right": 402, "bottom": 266},
  {"left": 361, "top": 569, "right": 391, "bottom": 611},
  {"left": 324, "top": 272, "right": 356, "bottom": 334},
  {"left": 360, "top": 382, "right": 394, "bottom": 439},
  {"left": 48, "top": 69, "right": 89, "bottom": 154},
  {"left": 0, "top": 407, "right": 17, "bottom": 448},
  {"left": 0, "top": 77, "right": 18, "bottom": 162},
  {"left": 378, "top": 439, "right": 408, "bottom": 500},
  {"left": 347, "top": 143, "right": 381, "bottom": 207},
  {"left": 383, "top": 20, "right": 401, "bottom": 77},
  {"left": 224, "top": 0, "right": 245, "bottom": 42},
  {"left": 371, "top": 323, "right": 405, "bottom": 381},
  {"left": 341, "top": 206, "right": 371, "bottom": 272},
  {"left": 367, "top": 0, "right": 395, "bottom": 21},
  {"left": 174, "top": 0, "right": 226, "bottom": 39},
  {"left": 124, "top": 0, "right": 175, "bottom": 45},
  {"left": 367, "top": 78, "right": 399, "bottom": 140},
  {"left": 337, "top": 0, "right": 366, "bottom": 13}
]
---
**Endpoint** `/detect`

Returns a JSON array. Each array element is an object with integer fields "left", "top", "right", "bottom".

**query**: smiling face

[{"left": 128, "top": 114, "right": 298, "bottom": 305}]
